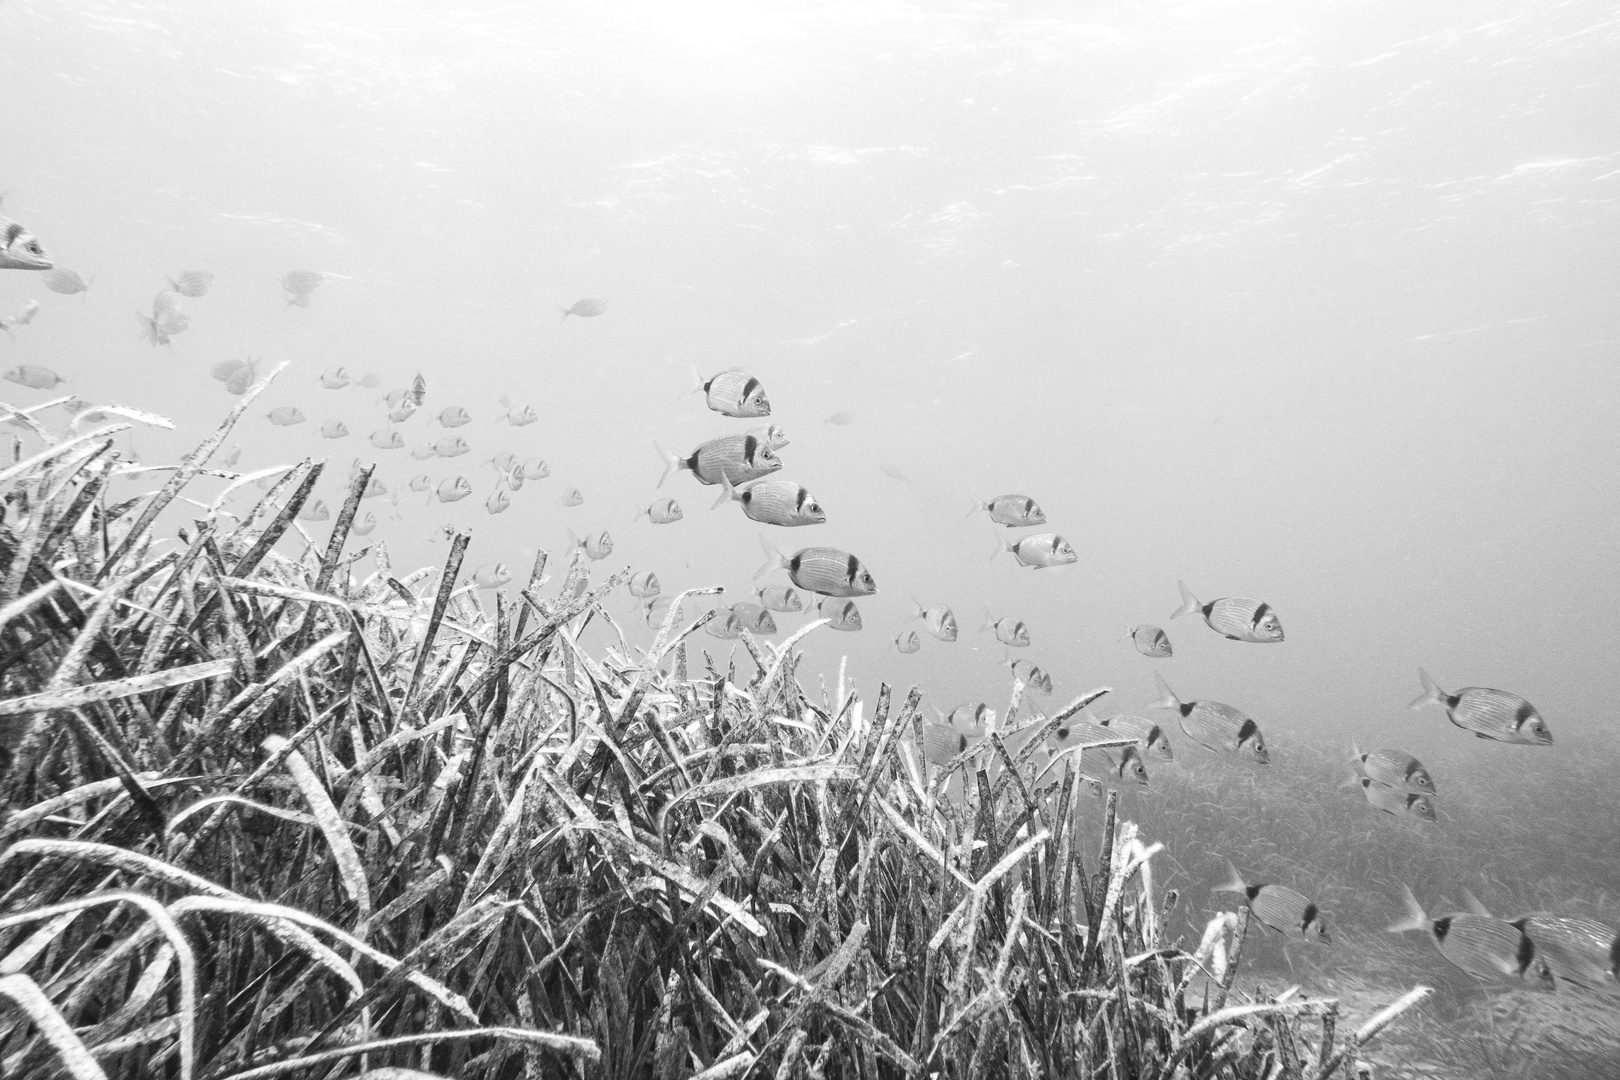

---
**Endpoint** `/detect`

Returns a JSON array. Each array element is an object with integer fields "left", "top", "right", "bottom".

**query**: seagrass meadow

[{"left": 0, "top": 380, "right": 1452, "bottom": 1079}]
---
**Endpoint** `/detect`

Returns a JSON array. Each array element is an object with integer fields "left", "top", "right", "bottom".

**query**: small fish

[
  {"left": 0, "top": 216, "right": 52, "bottom": 270},
  {"left": 1389, "top": 887, "right": 1553, "bottom": 986},
  {"left": 1007, "top": 658, "right": 1052, "bottom": 695},
  {"left": 1171, "top": 581, "right": 1284, "bottom": 643},
  {"left": 384, "top": 389, "right": 409, "bottom": 409},
  {"left": 942, "top": 703, "right": 994, "bottom": 732},
  {"left": 473, "top": 562, "right": 512, "bottom": 590},
  {"left": 558, "top": 487, "right": 584, "bottom": 506},
  {"left": 1409, "top": 669, "right": 1551, "bottom": 745},
  {"left": 267, "top": 407, "right": 306, "bottom": 427},
  {"left": 3, "top": 364, "right": 65, "bottom": 390},
  {"left": 1349, "top": 740, "right": 1437, "bottom": 796},
  {"left": 893, "top": 629, "right": 921, "bottom": 654},
  {"left": 297, "top": 498, "right": 330, "bottom": 522},
  {"left": 1091, "top": 710, "right": 1174, "bottom": 761},
  {"left": 691, "top": 366, "right": 770, "bottom": 418},
  {"left": 910, "top": 598, "right": 957, "bottom": 642},
  {"left": 566, "top": 527, "right": 612, "bottom": 560},
  {"left": 823, "top": 411, "right": 853, "bottom": 426},
  {"left": 406, "top": 372, "right": 426, "bottom": 406},
  {"left": 138, "top": 290, "right": 190, "bottom": 345},
  {"left": 642, "top": 595, "right": 678, "bottom": 625},
  {"left": 712, "top": 474, "right": 824, "bottom": 526},
  {"left": 209, "top": 358, "right": 260, "bottom": 396},
  {"left": 361, "top": 476, "right": 388, "bottom": 500},
  {"left": 1216, "top": 861, "right": 1330, "bottom": 945},
  {"left": 410, "top": 442, "right": 436, "bottom": 460},
  {"left": 369, "top": 429, "right": 405, "bottom": 449},
  {"left": 11, "top": 300, "right": 39, "bottom": 326},
  {"left": 387, "top": 404, "right": 417, "bottom": 424},
  {"left": 979, "top": 608, "right": 1030, "bottom": 647},
  {"left": 211, "top": 359, "right": 249, "bottom": 383},
  {"left": 747, "top": 423, "right": 790, "bottom": 449},
  {"left": 969, "top": 494, "right": 1045, "bottom": 528},
  {"left": 756, "top": 536, "right": 876, "bottom": 597},
  {"left": 991, "top": 532, "right": 1075, "bottom": 569},
  {"left": 486, "top": 489, "right": 511, "bottom": 514},
  {"left": 408, "top": 474, "right": 432, "bottom": 492},
  {"left": 522, "top": 458, "right": 550, "bottom": 480},
  {"left": 505, "top": 466, "right": 525, "bottom": 491},
  {"left": 352, "top": 512, "right": 377, "bottom": 537},
  {"left": 285, "top": 293, "right": 312, "bottom": 308},
  {"left": 41, "top": 267, "right": 91, "bottom": 295},
  {"left": 755, "top": 585, "right": 802, "bottom": 613},
  {"left": 167, "top": 268, "right": 214, "bottom": 297},
  {"left": 628, "top": 570, "right": 661, "bottom": 598},
  {"left": 635, "top": 497, "right": 683, "bottom": 524},
  {"left": 561, "top": 297, "right": 608, "bottom": 319},
  {"left": 432, "top": 437, "right": 470, "bottom": 458},
  {"left": 657, "top": 434, "right": 781, "bottom": 488},
  {"left": 320, "top": 420, "right": 349, "bottom": 439},
  {"left": 282, "top": 270, "right": 322, "bottom": 300},
  {"left": 437, "top": 406, "right": 472, "bottom": 428},
  {"left": 729, "top": 602, "right": 777, "bottom": 635},
  {"left": 497, "top": 395, "right": 538, "bottom": 425},
  {"left": 319, "top": 365, "right": 351, "bottom": 389},
  {"left": 490, "top": 450, "right": 517, "bottom": 475},
  {"left": 1147, "top": 673, "right": 1269, "bottom": 765},
  {"left": 1355, "top": 777, "right": 1437, "bottom": 822},
  {"left": 359, "top": 373, "right": 381, "bottom": 389},
  {"left": 1125, "top": 622, "right": 1172, "bottom": 658},
  {"left": 878, "top": 462, "right": 909, "bottom": 484},
  {"left": 817, "top": 596, "right": 862, "bottom": 631},
  {"left": 705, "top": 610, "right": 744, "bottom": 640},
  {"left": 437, "top": 476, "right": 472, "bottom": 503}
]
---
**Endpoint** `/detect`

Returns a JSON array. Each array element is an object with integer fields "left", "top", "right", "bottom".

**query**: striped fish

[
  {"left": 658, "top": 434, "right": 781, "bottom": 488},
  {"left": 320, "top": 420, "right": 348, "bottom": 439},
  {"left": 705, "top": 609, "right": 744, "bottom": 640},
  {"left": 991, "top": 532, "right": 1075, "bottom": 569},
  {"left": 369, "top": 429, "right": 404, "bottom": 449},
  {"left": 1216, "top": 861, "right": 1330, "bottom": 944},
  {"left": 319, "top": 365, "right": 351, "bottom": 389},
  {"left": 729, "top": 602, "right": 777, "bottom": 635},
  {"left": 1389, "top": 887, "right": 1552, "bottom": 986},
  {"left": 1091, "top": 710, "right": 1174, "bottom": 761},
  {"left": 1147, "top": 674, "right": 1268, "bottom": 764},
  {"left": 1007, "top": 658, "right": 1052, "bottom": 695},
  {"left": 1171, "top": 581, "right": 1283, "bottom": 643},
  {"left": 635, "top": 497, "right": 683, "bottom": 524},
  {"left": 922, "top": 720, "right": 978, "bottom": 766},
  {"left": 1460, "top": 894, "right": 1618, "bottom": 989},
  {"left": 1355, "top": 777, "right": 1436, "bottom": 822},
  {"left": 167, "top": 267, "right": 214, "bottom": 297},
  {"left": 628, "top": 571, "right": 661, "bottom": 599},
  {"left": 41, "top": 267, "right": 90, "bottom": 294},
  {"left": 893, "top": 629, "right": 921, "bottom": 654},
  {"left": 911, "top": 598, "right": 957, "bottom": 641},
  {"left": 969, "top": 493, "right": 1045, "bottom": 528},
  {"left": 567, "top": 527, "right": 612, "bottom": 560},
  {"left": 561, "top": 297, "right": 608, "bottom": 319},
  {"left": 1124, "top": 621, "right": 1172, "bottom": 657},
  {"left": 942, "top": 703, "right": 993, "bottom": 731},
  {"left": 817, "top": 596, "right": 862, "bottom": 631},
  {"left": 0, "top": 216, "right": 52, "bottom": 270},
  {"left": 712, "top": 474, "right": 824, "bottom": 526},
  {"left": 1409, "top": 669, "right": 1551, "bottom": 745},
  {"left": 755, "top": 585, "right": 802, "bottom": 613},
  {"left": 437, "top": 477, "right": 472, "bottom": 503},
  {"left": 746, "top": 423, "right": 790, "bottom": 449},
  {"left": 755, "top": 537, "right": 876, "bottom": 597},
  {"left": 692, "top": 366, "right": 770, "bottom": 418},
  {"left": 1350, "top": 740, "right": 1437, "bottom": 795},
  {"left": 437, "top": 406, "right": 472, "bottom": 428},
  {"left": 558, "top": 488, "right": 585, "bottom": 506},
  {"left": 352, "top": 512, "right": 376, "bottom": 537},
  {"left": 980, "top": 607, "right": 1030, "bottom": 647}
]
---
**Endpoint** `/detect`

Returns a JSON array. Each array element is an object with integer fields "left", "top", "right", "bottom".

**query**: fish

[
  {"left": 167, "top": 268, "right": 214, "bottom": 297},
  {"left": 385, "top": 389, "right": 409, "bottom": 409},
  {"left": 3, "top": 364, "right": 65, "bottom": 390},
  {"left": 712, "top": 474, "right": 824, "bottom": 526},
  {"left": 642, "top": 595, "right": 679, "bottom": 625},
  {"left": 490, "top": 451, "right": 517, "bottom": 475},
  {"left": 320, "top": 420, "right": 349, "bottom": 439},
  {"left": 486, "top": 489, "right": 511, "bottom": 514},
  {"left": 505, "top": 467, "right": 525, "bottom": 491},
  {"left": 359, "top": 373, "right": 381, "bottom": 389},
  {"left": 921, "top": 721, "right": 980, "bottom": 766},
  {"left": 1354, "top": 777, "right": 1437, "bottom": 822},
  {"left": 210, "top": 358, "right": 260, "bottom": 396},
  {"left": 319, "top": 366, "right": 351, "bottom": 389},
  {"left": 297, "top": 499, "right": 330, "bottom": 522},
  {"left": 1389, "top": 886, "right": 1553, "bottom": 986},
  {"left": 437, "top": 476, "right": 472, "bottom": 503},
  {"left": 410, "top": 442, "right": 436, "bottom": 460},
  {"left": 1409, "top": 669, "right": 1551, "bottom": 745},
  {"left": 11, "top": 300, "right": 39, "bottom": 326},
  {"left": 387, "top": 404, "right": 417, "bottom": 424},
  {"left": 729, "top": 602, "right": 777, "bottom": 635},
  {"left": 138, "top": 290, "right": 190, "bottom": 345},
  {"left": 283, "top": 270, "right": 322, "bottom": 299},
  {"left": 628, "top": 571, "right": 661, "bottom": 598},
  {"left": 979, "top": 608, "right": 1030, "bottom": 648},
  {"left": 823, "top": 411, "right": 853, "bottom": 426},
  {"left": 942, "top": 703, "right": 994, "bottom": 732},
  {"left": 1170, "top": 581, "right": 1284, "bottom": 643},
  {"left": 1090, "top": 711, "right": 1174, "bottom": 762},
  {"left": 893, "top": 629, "right": 921, "bottom": 654},
  {"left": 1007, "top": 658, "right": 1052, "bottom": 695},
  {"left": 408, "top": 475, "right": 432, "bottom": 493},
  {"left": 522, "top": 458, "right": 550, "bottom": 480},
  {"left": 1460, "top": 893, "right": 1619, "bottom": 989},
  {"left": 755, "top": 585, "right": 802, "bottom": 613},
  {"left": 561, "top": 297, "right": 609, "bottom": 319},
  {"left": 1349, "top": 740, "right": 1437, "bottom": 795},
  {"left": 361, "top": 476, "right": 388, "bottom": 500},
  {"left": 657, "top": 434, "right": 782, "bottom": 488},
  {"left": 211, "top": 360, "right": 248, "bottom": 383},
  {"left": 266, "top": 407, "right": 306, "bottom": 427},
  {"left": 0, "top": 216, "right": 52, "bottom": 270},
  {"left": 747, "top": 424, "right": 790, "bottom": 449},
  {"left": 473, "top": 563, "right": 512, "bottom": 590},
  {"left": 498, "top": 395, "right": 538, "bottom": 425},
  {"left": 635, "top": 497, "right": 683, "bottom": 524},
  {"left": 991, "top": 532, "right": 1075, "bottom": 569},
  {"left": 1216, "top": 861, "right": 1331, "bottom": 945},
  {"left": 1125, "top": 622, "right": 1172, "bottom": 658},
  {"left": 566, "top": 527, "right": 613, "bottom": 560},
  {"left": 352, "top": 512, "right": 377, "bottom": 537},
  {"left": 705, "top": 610, "right": 744, "bottom": 640},
  {"left": 691, "top": 366, "right": 771, "bottom": 418},
  {"left": 1147, "top": 673, "right": 1269, "bottom": 765},
  {"left": 41, "top": 268, "right": 91, "bottom": 295},
  {"left": 755, "top": 537, "right": 876, "bottom": 597},
  {"left": 437, "top": 406, "right": 472, "bottom": 428},
  {"left": 969, "top": 494, "right": 1045, "bottom": 528},
  {"left": 559, "top": 487, "right": 585, "bottom": 506},
  {"left": 817, "top": 596, "right": 862, "bottom": 631},
  {"left": 286, "top": 293, "right": 311, "bottom": 308},
  {"left": 910, "top": 598, "right": 958, "bottom": 641},
  {"left": 407, "top": 373, "right": 426, "bottom": 406},
  {"left": 369, "top": 429, "right": 405, "bottom": 449},
  {"left": 432, "top": 437, "right": 470, "bottom": 458}
]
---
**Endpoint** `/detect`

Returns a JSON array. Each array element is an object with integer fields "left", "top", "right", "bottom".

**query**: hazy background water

[{"left": 4, "top": 0, "right": 1618, "bottom": 913}]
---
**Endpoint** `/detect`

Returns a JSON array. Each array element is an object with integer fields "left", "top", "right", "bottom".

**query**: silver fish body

[
  {"left": 432, "top": 437, "right": 470, "bottom": 458},
  {"left": 705, "top": 610, "right": 743, "bottom": 640},
  {"left": 993, "top": 532, "right": 1075, "bottom": 568},
  {"left": 1409, "top": 669, "right": 1551, "bottom": 745},
  {"left": 1391, "top": 888, "right": 1552, "bottom": 986},
  {"left": 746, "top": 423, "right": 790, "bottom": 449},
  {"left": 1357, "top": 777, "right": 1437, "bottom": 822},
  {"left": 568, "top": 527, "right": 612, "bottom": 560},
  {"left": 473, "top": 563, "right": 512, "bottom": 589},
  {"left": 817, "top": 596, "right": 862, "bottom": 631},
  {"left": 522, "top": 458, "right": 550, "bottom": 480},
  {"left": 320, "top": 420, "right": 348, "bottom": 439},
  {"left": 912, "top": 600, "right": 957, "bottom": 641},
  {"left": 370, "top": 429, "right": 404, "bottom": 449},
  {"left": 408, "top": 474, "right": 431, "bottom": 493},
  {"left": 893, "top": 629, "right": 921, "bottom": 654},
  {"left": 410, "top": 443, "right": 436, "bottom": 460},
  {"left": 282, "top": 270, "right": 322, "bottom": 297},
  {"left": 972, "top": 493, "right": 1045, "bottom": 528},
  {"left": 266, "top": 407, "right": 305, "bottom": 426},
  {"left": 319, "top": 365, "right": 350, "bottom": 389},
  {"left": 1217, "top": 862, "right": 1330, "bottom": 944},
  {"left": 1171, "top": 581, "right": 1283, "bottom": 642},
  {"left": 755, "top": 585, "right": 802, "bottom": 613},
  {"left": 437, "top": 476, "right": 472, "bottom": 503},
  {"left": 637, "top": 497, "right": 683, "bottom": 524},
  {"left": 1149, "top": 674, "right": 1268, "bottom": 764},
  {"left": 561, "top": 297, "right": 608, "bottom": 318},
  {"left": 756, "top": 537, "right": 876, "bottom": 597},
  {"left": 712, "top": 474, "right": 824, "bottom": 526},
  {"left": 659, "top": 434, "right": 781, "bottom": 488},
  {"left": 41, "top": 267, "right": 89, "bottom": 294},
  {"left": 694, "top": 367, "right": 770, "bottom": 417},
  {"left": 0, "top": 216, "right": 52, "bottom": 270},
  {"left": 559, "top": 487, "right": 584, "bottom": 506},
  {"left": 438, "top": 406, "right": 472, "bottom": 428},
  {"left": 1512, "top": 914, "right": 1619, "bottom": 988},
  {"left": 1351, "top": 742, "right": 1437, "bottom": 795},
  {"left": 1093, "top": 711, "right": 1174, "bottom": 761},
  {"left": 486, "top": 489, "right": 511, "bottom": 514},
  {"left": 388, "top": 404, "right": 417, "bottom": 423},
  {"left": 1126, "top": 622, "right": 1172, "bottom": 657},
  {"left": 729, "top": 602, "right": 777, "bottom": 634},
  {"left": 352, "top": 512, "right": 377, "bottom": 537},
  {"left": 3, "top": 364, "right": 64, "bottom": 390},
  {"left": 297, "top": 499, "right": 330, "bottom": 522},
  {"left": 980, "top": 608, "right": 1030, "bottom": 647},
  {"left": 628, "top": 571, "right": 661, "bottom": 598},
  {"left": 167, "top": 268, "right": 214, "bottom": 297},
  {"left": 1008, "top": 658, "right": 1051, "bottom": 695}
]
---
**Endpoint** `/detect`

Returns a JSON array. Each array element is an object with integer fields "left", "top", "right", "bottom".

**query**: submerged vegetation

[{"left": 0, "top": 374, "right": 1479, "bottom": 1078}]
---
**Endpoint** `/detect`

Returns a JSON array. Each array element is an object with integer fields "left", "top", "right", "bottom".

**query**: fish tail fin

[
  {"left": 1387, "top": 885, "right": 1429, "bottom": 934},
  {"left": 1082, "top": 706, "right": 1102, "bottom": 726},
  {"left": 979, "top": 604, "right": 994, "bottom": 634},
  {"left": 1146, "top": 672, "right": 1179, "bottom": 712},
  {"left": 688, "top": 364, "right": 706, "bottom": 397},
  {"left": 1212, "top": 858, "right": 1246, "bottom": 895},
  {"left": 1409, "top": 668, "right": 1444, "bottom": 710},
  {"left": 1122, "top": 619, "right": 1133, "bottom": 642},
  {"left": 711, "top": 472, "right": 739, "bottom": 510},
  {"left": 559, "top": 307, "right": 571, "bottom": 321},
  {"left": 754, "top": 534, "right": 785, "bottom": 582},
  {"left": 654, "top": 441, "right": 684, "bottom": 489},
  {"left": 1460, "top": 887, "right": 1493, "bottom": 918},
  {"left": 1170, "top": 580, "right": 1200, "bottom": 621},
  {"left": 1338, "top": 766, "right": 1362, "bottom": 790},
  {"left": 965, "top": 495, "right": 984, "bottom": 520},
  {"left": 988, "top": 533, "right": 1009, "bottom": 564},
  {"left": 566, "top": 526, "right": 581, "bottom": 551},
  {"left": 1349, "top": 736, "right": 1362, "bottom": 763},
  {"left": 909, "top": 592, "right": 925, "bottom": 621}
]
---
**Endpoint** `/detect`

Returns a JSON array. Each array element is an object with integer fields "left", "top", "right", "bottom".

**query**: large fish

[
  {"left": 1216, "top": 861, "right": 1330, "bottom": 945},
  {"left": 969, "top": 493, "right": 1045, "bottom": 528},
  {"left": 1461, "top": 892, "right": 1619, "bottom": 989},
  {"left": 991, "top": 533, "right": 1075, "bottom": 569},
  {"left": 712, "top": 474, "right": 824, "bottom": 526},
  {"left": 658, "top": 434, "right": 781, "bottom": 488},
  {"left": 0, "top": 216, "right": 52, "bottom": 270},
  {"left": 817, "top": 596, "right": 862, "bottom": 631},
  {"left": 1409, "top": 669, "right": 1551, "bottom": 745},
  {"left": 980, "top": 608, "right": 1030, "bottom": 647},
  {"left": 1170, "top": 581, "right": 1283, "bottom": 643},
  {"left": 691, "top": 366, "right": 770, "bottom": 418},
  {"left": 1388, "top": 886, "right": 1553, "bottom": 986},
  {"left": 1349, "top": 740, "right": 1437, "bottom": 795},
  {"left": 1124, "top": 621, "right": 1172, "bottom": 658},
  {"left": 755, "top": 537, "right": 876, "bottom": 597},
  {"left": 1048, "top": 720, "right": 1150, "bottom": 785},
  {"left": 1147, "top": 673, "right": 1269, "bottom": 764},
  {"left": 910, "top": 598, "right": 957, "bottom": 641}
]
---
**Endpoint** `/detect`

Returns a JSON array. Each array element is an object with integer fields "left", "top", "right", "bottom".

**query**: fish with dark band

[
  {"left": 692, "top": 366, "right": 771, "bottom": 418},
  {"left": 658, "top": 434, "right": 781, "bottom": 488},
  {"left": 320, "top": 420, "right": 348, "bottom": 439},
  {"left": 432, "top": 437, "right": 470, "bottom": 458},
  {"left": 1353, "top": 777, "right": 1437, "bottom": 822},
  {"left": 756, "top": 537, "right": 876, "bottom": 597},
  {"left": 567, "top": 527, "right": 612, "bottom": 560},
  {"left": 1147, "top": 673, "right": 1269, "bottom": 764},
  {"left": 1349, "top": 740, "right": 1437, "bottom": 795},
  {"left": 437, "top": 476, "right": 472, "bottom": 503},
  {"left": 969, "top": 494, "right": 1045, "bottom": 528},
  {"left": 1091, "top": 710, "right": 1174, "bottom": 761},
  {"left": 438, "top": 406, "right": 472, "bottom": 428},
  {"left": 1171, "top": 581, "right": 1283, "bottom": 643},
  {"left": 1125, "top": 622, "right": 1172, "bottom": 658},
  {"left": 635, "top": 498, "right": 683, "bottom": 524},
  {"left": 893, "top": 629, "right": 921, "bottom": 654},
  {"left": 0, "top": 216, "right": 52, "bottom": 270},
  {"left": 1460, "top": 893, "right": 1619, "bottom": 989},
  {"left": 712, "top": 474, "right": 824, "bottom": 526},
  {"left": 498, "top": 396, "right": 538, "bottom": 426},
  {"left": 729, "top": 602, "right": 777, "bottom": 635},
  {"left": 817, "top": 596, "right": 862, "bottom": 631},
  {"left": 980, "top": 608, "right": 1031, "bottom": 647},
  {"left": 756, "top": 585, "right": 802, "bottom": 613},
  {"left": 1389, "top": 887, "right": 1552, "bottom": 986},
  {"left": 473, "top": 563, "right": 512, "bottom": 590},
  {"left": 747, "top": 423, "right": 790, "bottom": 449},
  {"left": 559, "top": 487, "right": 584, "bottom": 506},
  {"left": 369, "top": 429, "right": 405, "bottom": 449},
  {"left": 1409, "top": 669, "right": 1551, "bottom": 745},
  {"left": 297, "top": 499, "right": 330, "bottom": 522},
  {"left": 1007, "top": 658, "right": 1052, "bottom": 695},
  {"left": 1216, "top": 860, "right": 1330, "bottom": 945},
  {"left": 910, "top": 598, "right": 957, "bottom": 641},
  {"left": 319, "top": 366, "right": 350, "bottom": 389},
  {"left": 991, "top": 533, "right": 1075, "bottom": 569},
  {"left": 628, "top": 571, "right": 661, "bottom": 599}
]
